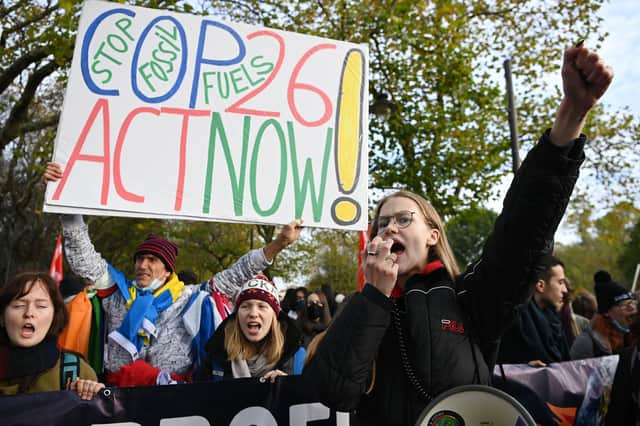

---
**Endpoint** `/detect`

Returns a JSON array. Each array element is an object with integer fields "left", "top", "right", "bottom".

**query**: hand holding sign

[{"left": 44, "top": 1, "right": 368, "bottom": 231}]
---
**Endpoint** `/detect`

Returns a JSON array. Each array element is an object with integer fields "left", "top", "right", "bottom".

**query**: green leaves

[{"left": 1, "top": 0, "right": 638, "bottom": 288}]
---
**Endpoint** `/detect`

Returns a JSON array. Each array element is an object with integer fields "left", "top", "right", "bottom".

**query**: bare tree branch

[
  {"left": 0, "top": 59, "right": 58, "bottom": 149},
  {"left": 0, "top": 47, "right": 49, "bottom": 94},
  {"left": 17, "top": 113, "right": 60, "bottom": 134},
  {"left": 0, "top": 2, "right": 58, "bottom": 49}
]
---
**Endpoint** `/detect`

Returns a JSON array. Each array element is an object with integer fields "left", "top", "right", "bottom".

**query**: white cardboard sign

[{"left": 44, "top": 0, "right": 368, "bottom": 230}]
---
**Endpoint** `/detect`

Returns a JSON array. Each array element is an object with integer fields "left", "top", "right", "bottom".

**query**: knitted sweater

[{"left": 62, "top": 215, "right": 272, "bottom": 375}]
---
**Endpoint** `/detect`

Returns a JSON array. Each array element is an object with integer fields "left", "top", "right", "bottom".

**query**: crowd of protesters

[{"left": 3, "top": 43, "right": 639, "bottom": 425}]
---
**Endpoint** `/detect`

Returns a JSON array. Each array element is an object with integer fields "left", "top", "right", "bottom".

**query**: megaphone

[{"left": 416, "top": 385, "right": 535, "bottom": 426}]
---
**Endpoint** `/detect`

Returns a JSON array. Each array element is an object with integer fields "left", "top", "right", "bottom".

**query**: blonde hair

[
  {"left": 370, "top": 190, "right": 460, "bottom": 280},
  {"left": 304, "top": 330, "right": 326, "bottom": 366},
  {"left": 224, "top": 313, "right": 285, "bottom": 365}
]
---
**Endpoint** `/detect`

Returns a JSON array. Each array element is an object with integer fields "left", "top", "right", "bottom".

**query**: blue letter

[
  {"left": 81, "top": 8, "right": 135, "bottom": 96},
  {"left": 189, "top": 20, "right": 246, "bottom": 108}
]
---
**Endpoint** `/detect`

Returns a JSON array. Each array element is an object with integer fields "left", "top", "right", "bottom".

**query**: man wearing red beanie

[{"left": 46, "top": 209, "right": 301, "bottom": 387}]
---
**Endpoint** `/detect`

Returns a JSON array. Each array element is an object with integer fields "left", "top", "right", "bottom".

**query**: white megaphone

[{"left": 416, "top": 385, "right": 536, "bottom": 426}]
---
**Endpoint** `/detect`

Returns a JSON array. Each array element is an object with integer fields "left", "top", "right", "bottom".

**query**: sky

[
  {"left": 488, "top": 0, "right": 640, "bottom": 244},
  {"left": 538, "top": 0, "right": 640, "bottom": 113},
  {"left": 598, "top": 0, "right": 640, "bottom": 117}
]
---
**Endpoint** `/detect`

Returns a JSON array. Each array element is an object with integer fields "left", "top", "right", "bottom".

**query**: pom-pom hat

[
  {"left": 593, "top": 270, "right": 633, "bottom": 314},
  {"left": 235, "top": 274, "right": 281, "bottom": 315}
]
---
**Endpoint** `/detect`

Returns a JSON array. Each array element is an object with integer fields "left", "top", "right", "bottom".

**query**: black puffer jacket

[
  {"left": 303, "top": 131, "right": 586, "bottom": 425},
  {"left": 197, "top": 312, "right": 304, "bottom": 381}
]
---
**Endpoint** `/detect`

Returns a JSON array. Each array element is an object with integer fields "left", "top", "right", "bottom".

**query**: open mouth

[
  {"left": 21, "top": 323, "right": 35, "bottom": 338},
  {"left": 390, "top": 241, "right": 405, "bottom": 255},
  {"left": 247, "top": 322, "right": 262, "bottom": 334}
]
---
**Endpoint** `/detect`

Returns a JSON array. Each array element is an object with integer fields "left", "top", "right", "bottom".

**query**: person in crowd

[
  {"left": 284, "top": 287, "right": 308, "bottom": 321},
  {"left": 571, "top": 289, "right": 597, "bottom": 335},
  {"left": 499, "top": 254, "right": 571, "bottom": 366},
  {"left": 177, "top": 270, "right": 199, "bottom": 285},
  {"left": 571, "top": 271, "right": 637, "bottom": 359},
  {"left": 197, "top": 275, "right": 305, "bottom": 382},
  {"left": 295, "top": 287, "right": 309, "bottom": 307},
  {"left": 299, "top": 291, "right": 332, "bottom": 347},
  {"left": 572, "top": 290, "right": 598, "bottom": 320},
  {"left": 0, "top": 272, "right": 104, "bottom": 399},
  {"left": 321, "top": 284, "right": 338, "bottom": 316},
  {"left": 45, "top": 163, "right": 303, "bottom": 386},
  {"left": 302, "top": 44, "right": 613, "bottom": 425},
  {"left": 558, "top": 277, "right": 585, "bottom": 348},
  {"left": 280, "top": 288, "right": 299, "bottom": 320}
]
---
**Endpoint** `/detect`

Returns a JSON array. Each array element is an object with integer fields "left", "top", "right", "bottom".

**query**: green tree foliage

[
  {"left": 303, "top": 229, "right": 360, "bottom": 294},
  {"left": 617, "top": 219, "right": 640, "bottom": 288},
  {"left": 1, "top": 0, "right": 638, "bottom": 290},
  {"left": 445, "top": 206, "right": 497, "bottom": 269},
  {"left": 555, "top": 202, "right": 640, "bottom": 290},
  {"left": 207, "top": 0, "right": 638, "bottom": 216},
  {"left": 0, "top": 130, "right": 60, "bottom": 282},
  {"left": 82, "top": 218, "right": 279, "bottom": 282}
]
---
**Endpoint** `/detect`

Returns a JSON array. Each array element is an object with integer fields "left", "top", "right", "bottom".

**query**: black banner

[
  {"left": 0, "top": 376, "right": 348, "bottom": 426},
  {"left": 0, "top": 357, "right": 618, "bottom": 426}
]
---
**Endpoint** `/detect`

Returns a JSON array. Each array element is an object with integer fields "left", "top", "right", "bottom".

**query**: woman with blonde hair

[
  {"left": 303, "top": 44, "right": 614, "bottom": 425},
  {"left": 198, "top": 275, "right": 305, "bottom": 383}
]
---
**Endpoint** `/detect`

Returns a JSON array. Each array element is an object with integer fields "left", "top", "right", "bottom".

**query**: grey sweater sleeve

[
  {"left": 60, "top": 214, "right": 109, "bottom": 284},
  {"left": 210, "top": 248, "right": 272, "bottom": 300}
]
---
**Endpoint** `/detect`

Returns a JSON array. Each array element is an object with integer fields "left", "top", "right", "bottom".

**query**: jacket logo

[{"left": 441, "top": 319, "right": 464, "bottom": 334}]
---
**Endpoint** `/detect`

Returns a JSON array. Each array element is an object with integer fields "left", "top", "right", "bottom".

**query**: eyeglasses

[
  {"left": 615, "top": 300, "right": 638, "bottom": 311},
  {"left": 377, "top": 211, "right": 416, "bottom": 230}
]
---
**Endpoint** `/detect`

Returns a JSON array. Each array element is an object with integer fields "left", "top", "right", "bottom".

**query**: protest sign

[
  {"left": 493, "top": 356, "right": 619, "bottom": 425},
  {"left": 44, "top": 0, "right": 368, "bottom": 230}
]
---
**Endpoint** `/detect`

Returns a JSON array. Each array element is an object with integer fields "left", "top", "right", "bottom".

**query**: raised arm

[
  {"left": 60, "top": 214, "right": 110, "bottom": 286},
  {"left": 459, "top": 45, "right": 613, "bottom": 346},
  {"left": 43, "top": 162, "right": 110, "bottom": 286},
  {"left": 210, "top": 220, "right": 302, "bottom": 299},
  {"left": 550, "top": 42, "right": 614, "bottom": 146}
]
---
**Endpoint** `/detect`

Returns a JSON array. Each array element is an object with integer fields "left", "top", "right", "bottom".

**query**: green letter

[
  {"left": 288, "top": 123, "right": 332, "bottom": 221},
  {"left": 202, "top": 113, "right": 250, "bottom": 215},
  {"left": 250, "top": 119, "right": 287, "bottom": 217}
]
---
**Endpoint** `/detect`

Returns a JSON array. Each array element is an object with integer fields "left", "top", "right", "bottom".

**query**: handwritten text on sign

[{"left": 44, "top": 0, "right": 368, "bottom": 230}]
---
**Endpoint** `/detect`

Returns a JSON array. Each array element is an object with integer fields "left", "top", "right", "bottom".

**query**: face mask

[
  {"left": 611, "top": 318, "right": 631, "bottom": 334},
  {"left": 295, "top": 299, "right": 305, "bottom": 311},
  {"left": 133, "top": 278, "right": 164, "bottom": 293},
  {"left": 307, "top": 304, "right": 323, "bottom": 320}
]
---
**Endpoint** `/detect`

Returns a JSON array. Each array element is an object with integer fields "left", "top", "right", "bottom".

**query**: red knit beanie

[
  {"left": 235, "top": 274, "right": 281, "bottom": 315},
  {"left": 134, "top": 234, "right": 178, "bottom": 272}
]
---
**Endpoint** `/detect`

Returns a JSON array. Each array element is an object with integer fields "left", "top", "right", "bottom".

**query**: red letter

[
  {"left": 161, "top": 107, "right": 210, "bottom": 211},
  {"left": 53, "top": 98, "right": 111, "bottom": 205},
  {"left": 113, "top": 107, "right": 161, "bottom": 203}
]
